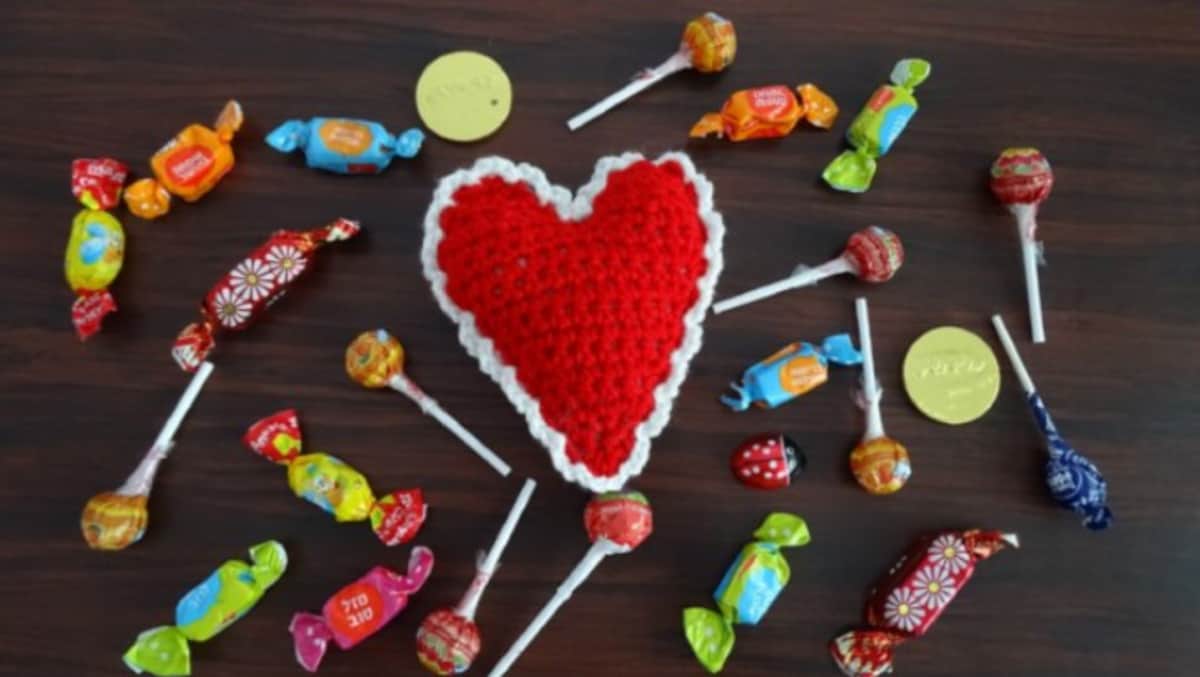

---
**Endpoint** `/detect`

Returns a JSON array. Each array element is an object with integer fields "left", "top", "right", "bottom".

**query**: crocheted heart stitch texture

[{"left": 422, "top": 152, "right": 725, "bottom": 492}]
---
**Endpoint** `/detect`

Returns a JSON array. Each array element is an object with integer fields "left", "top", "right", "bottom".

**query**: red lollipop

[
  {"left": 487, "top": 491, "right": 653, "bottom": 676},
  {"left": 416, "top": 479, "right": 536, "bottom": 675},
  {"left": 990, "top": 147, "right": 1054, "bottom": 343},
  {"left": 713, "top": 226, "right": 903, "bottom": 315}
]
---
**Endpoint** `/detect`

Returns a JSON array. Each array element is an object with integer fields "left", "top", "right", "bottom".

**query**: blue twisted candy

[{"left": 1029, "top": 393, "right": 1112, "bottom": 530}]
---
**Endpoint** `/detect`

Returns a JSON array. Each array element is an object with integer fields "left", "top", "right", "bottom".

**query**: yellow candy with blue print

[
  {"left": 65, "top": 208, "right": 124, "bottom": 292},
  {"left": 286, "top": 453, "right": 377, "bottom": 522}
]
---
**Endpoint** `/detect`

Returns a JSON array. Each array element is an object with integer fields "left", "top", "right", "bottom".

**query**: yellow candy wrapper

[
  {"left": 125, "top": 100, "right": 243, "bottom": 219},
  {"left": 244, "top": 409, "right": 427, "bottom": 545},
  {"left": 66, "top": 158, "right": 128, "bottom": 339}
]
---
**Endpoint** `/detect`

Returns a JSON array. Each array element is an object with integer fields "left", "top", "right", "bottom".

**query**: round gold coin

[
  {"left": 415, "top": 51, "right": 512, "bottom": 142},
  {"left": 902, "top": 326, "right": 1000, "bottom": 425}
]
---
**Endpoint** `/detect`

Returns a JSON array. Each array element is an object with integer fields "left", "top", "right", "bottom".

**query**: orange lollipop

[
  {"left": 567, "top": 12, "right": 736, "bottom": 131},
  {"left": 346, "top": 329, "right": 511, "bottom": 476},
  {"left": 80, "top": 361, "right": 214, "bottom": 550},
  {"left": 848, "top": 298, "right": 911, "bottom": 495}
]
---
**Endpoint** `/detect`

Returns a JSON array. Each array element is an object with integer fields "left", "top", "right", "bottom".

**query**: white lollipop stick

[
  {"left": 387, "top": 372, "right": 512, "bottom": 477},
  {"left": 856, "top": 298, "right": 885, "bottom": 441},
  {"left": 118, "top": 361, "right": 215, "bottom": 496},
  {"left": 991, "top": 314, "right": 1036, "bottom": 395},
  {"left": 488, "top": 538, "right": 625, "bottom": 677},
  {"left": 1014, "top": 206, "right": 1046, "bottom": 343},
  {"left": 456, "top": 478, "right": 537, "bottom": 620},
  {"left": 713, "top": 257, "right": 854, "bottom": 315},
  {"left": 567, "top": 51, "right": 692, "bottom": 131}
]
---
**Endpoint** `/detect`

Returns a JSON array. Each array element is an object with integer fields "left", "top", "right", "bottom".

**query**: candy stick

[
  {"left": 991, "top": 314, "right": 1112, "bottom": 529},
  {"left": 990, "top": 315, "right": 1035, "bottom": 394},
  {"left": 416, "top": 479, "right": 538, "bottom": 675},
  {"left": 990, "top": 148, "right": 1054, "bottom": 343},
  {"left": 849, "top": 299, "right": 910, "bottom": 495},
  {"left": 488, "top": 491, "right": 653, "bottom": 677},
  {"left": 857, "top": 298, "right": 883, "bottom": 440},
  {"left": 713, "top": 226, "right": 903, "bottom": 315},
  {"left": 346, "top": 329, "right": 511, "bottom": 477},
  {"left": 567, "top": 12, "right": 736, "bottom": 131},
  {"left": 80, "top": 361, "right": 215, "bottom": 551}
]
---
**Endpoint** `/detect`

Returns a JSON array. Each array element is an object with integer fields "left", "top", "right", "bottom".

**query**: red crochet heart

[{"left": 423, "top": 153, "right": 724, "bottom": 492}]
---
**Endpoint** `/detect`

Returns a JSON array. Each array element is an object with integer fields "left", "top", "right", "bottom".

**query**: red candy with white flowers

[
  {"left": 830, "top": 529, "right": 1018, "bottom": 677},
  {"left": 172, "top": 218, "right": 360, "bottom": 371}
]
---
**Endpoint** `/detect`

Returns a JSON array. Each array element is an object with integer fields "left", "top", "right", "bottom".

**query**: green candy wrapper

[
  {"left": 823, "top": 59, "right": 931, "bottom": 193},
  {"left": 123, "top": 541, "right": 288, "bottom": 675},
  {"left": 683, "top": 514, "right": 810, "bottom": 673}
]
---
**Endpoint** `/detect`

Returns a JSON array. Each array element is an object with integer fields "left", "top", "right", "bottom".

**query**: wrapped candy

[
  {"left": 990, "top": 148, "right": 1054, "bottom": 343},
  {"left": 849, "top": 298, "right": 911, "bottom": 494},
  {"left": 830, "top": 530, "right": 1018, "bottom": 677},
  {"left": 683, "top": 513, "right": 810, "bottom": 673},
  {"left": 567, "top": 12, "right": 736, "bottom": 131},
  {"left": 291, "top": 547, "right": 434, "bottom": 672},
  {"left": 123, "top": 540, "right": 288, "bottom": 676},
  {"left": 266, "top": 117, "right": 424, "bottom": 174},
  {"left": 172, "top": 218, "right": 360, "bottom": 371},
  {"left": 417, "top": 479, "right": 536, "bottom": 674},
  {"left": 81, "top": 361, "right": 214, "bottom": 551},
  {"left": 721, "top": 334, "right": 862, "bottom": 411},
  {"left": 125, "top": 100, "right": 243, "bottom": 219},
  {"left": 244, "top": 409, "right": 426, "bottom": 545},
  {"left": 823, "top": 59, "right": 931, "bottom": 193},
  {"left": 730, "top": 433, "right": 805, "bottom": 490},
  {"left": 713, "top": 226, "right": 903, "bottom": 314},
  {"left": 65, "top": 158, "right": 128, "bottom": 339},
  {"left": 488, "top": 491, "right": 652, "bottom": 676},
  {"left": 346, "top": 329, "right": 511, "bottom": 476},
  {"left": 992, "top": 315, "right": 1112, "bottom": 528},
  {"left": 690, "top": 84, "right": 838, "bottom": 141}
]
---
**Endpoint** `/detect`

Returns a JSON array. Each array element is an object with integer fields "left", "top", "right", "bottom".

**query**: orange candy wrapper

[
  {"left": 125, "top": 100, "right": 243, "bottom": 219},
  {"left": 690, "top": 84, "right": 838, "bottom": 141}
]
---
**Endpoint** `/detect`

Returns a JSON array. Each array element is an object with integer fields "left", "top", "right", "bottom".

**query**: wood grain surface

[{"left": 2, "top": 1, "right": 1198, "bottom": 675}]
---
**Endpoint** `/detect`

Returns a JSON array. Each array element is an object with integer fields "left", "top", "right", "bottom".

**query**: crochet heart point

[{"left": 422, "top": 152, "right": 725, "bottom": 492}]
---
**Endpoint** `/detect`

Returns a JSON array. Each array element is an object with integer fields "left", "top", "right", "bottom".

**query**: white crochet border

[{"left": 421, "top": 152, "right": 725, "bottom": 493}]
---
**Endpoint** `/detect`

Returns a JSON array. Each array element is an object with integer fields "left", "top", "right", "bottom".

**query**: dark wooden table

[{"left": 2, "top": 2, "right": 1198, "bottom": 675}]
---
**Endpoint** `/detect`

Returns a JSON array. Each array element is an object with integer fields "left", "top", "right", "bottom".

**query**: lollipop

[
  {"left": 417, "top": 478, "right": 537, "bottom": 674},
  {"left": 346, "top": 329, "right": 511, "bottom": 476},
  {"left": 991, "top": 314, "right": 1112, "bottom": 529},
  {"left": 990, "top": 148, "right": 1054, "bottom": 343},
  {"left": 488, "top": 491, "right": 652, "bottom": 676},
  {"left": 567, "top": 12, "right": 736, "bottom": 131},
  {"left": 80, "top": 361, "right": 214, "bottom": 551},
  {"left": 712, "top": 226, "right": 902, "bottom": 315},
  {"left": 849, "top": 298, "right": 911, "bottom": 495}
]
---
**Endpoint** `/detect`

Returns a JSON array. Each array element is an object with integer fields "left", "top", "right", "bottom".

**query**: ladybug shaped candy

[{"left": 730, "top": 433, "right": 806, "bottom": 489}]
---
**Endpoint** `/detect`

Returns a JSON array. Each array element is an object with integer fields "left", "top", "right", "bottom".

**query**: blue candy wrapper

[
  {"left": 683, "top": 514, "right": 810, "bottom": 673},
  {"left": 722, "top": 334, "right": 862, "bottom": 411},
  {"left": 266, "top": 117, "right": 423, "bottom": 174},
  {"left": 1030, "top": 393, "right": 1113, "bottom": 530}
]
